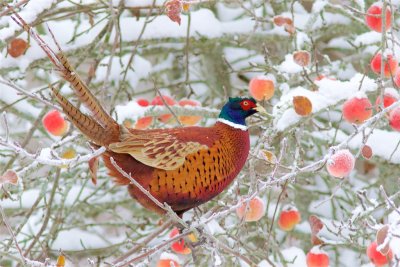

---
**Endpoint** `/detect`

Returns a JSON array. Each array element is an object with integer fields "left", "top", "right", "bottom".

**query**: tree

[{"left": 0, "top": 0, "right": 399, "bottom": 266}]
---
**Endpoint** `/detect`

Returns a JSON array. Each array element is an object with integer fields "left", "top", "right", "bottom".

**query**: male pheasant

[
  {"left": 54, "top": 85, "right": 260, "bottom": 216},
  {"left": 14, "top": 17, "right": 261, "bottom": 216}
]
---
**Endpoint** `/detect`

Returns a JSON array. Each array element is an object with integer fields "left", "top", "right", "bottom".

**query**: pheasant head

[{"left": 218, "top": 97, "right": 261, "bottom": 127}]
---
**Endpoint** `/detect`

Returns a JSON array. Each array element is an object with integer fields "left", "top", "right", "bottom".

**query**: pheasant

[
  {"left": 11, "top": 14, "right": 262, "bottom": 216},
  {"left": 54, "top": 87, "right": 260, "bottom": 216}
]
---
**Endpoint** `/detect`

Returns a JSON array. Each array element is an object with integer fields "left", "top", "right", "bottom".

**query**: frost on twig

[{"left": 1, "top": 1, "right": 400, "bottom": 266}]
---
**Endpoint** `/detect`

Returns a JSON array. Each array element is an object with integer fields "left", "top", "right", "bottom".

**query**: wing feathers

[{"left": 109, "top": 127, "right": 209, "bottom": 170}]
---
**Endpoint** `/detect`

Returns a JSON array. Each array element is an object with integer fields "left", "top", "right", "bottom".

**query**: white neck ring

[{"left": 217, "top": 118, "right": 248, "bottom": 131}]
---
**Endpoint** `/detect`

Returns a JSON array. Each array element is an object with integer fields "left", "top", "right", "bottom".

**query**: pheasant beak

[{"left": 253, "top": 103, "right": 267, "bottom": 113}]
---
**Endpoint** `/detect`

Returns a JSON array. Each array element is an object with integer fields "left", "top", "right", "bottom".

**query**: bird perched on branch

[{"left": 12, "top": 13, "right": 262, "bottom": 217}]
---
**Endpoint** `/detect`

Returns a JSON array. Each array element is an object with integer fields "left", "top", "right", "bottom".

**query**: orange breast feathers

[
  {"left": 102, "top": 122, "right": 250, "bottom": 215},
  {"left": 121, "top": 122, "right": 251, "bottom": 214}
]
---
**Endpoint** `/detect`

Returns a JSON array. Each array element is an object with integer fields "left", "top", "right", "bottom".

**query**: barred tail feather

[
  {"left": 56, "top": 53, "right": 118, "bottom": 134},
  {"left": 51, "top": 87, "right": 119, "bottom": 146},
  {"left": 9, "top": 13, "right": 118, "bottom": 137}
]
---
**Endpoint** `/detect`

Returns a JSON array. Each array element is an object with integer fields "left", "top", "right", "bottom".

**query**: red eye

[{"left": 240, "top": 100, "right": 254, "bottom": 110}]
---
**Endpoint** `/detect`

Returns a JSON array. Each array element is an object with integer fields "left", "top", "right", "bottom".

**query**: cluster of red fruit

[
  {"left": 130, "top": 95, "right": 202, "bottom": 130},
  {"left": 343, "top": 89, "right": 400, "bottom": 130},
  {"left": 235, "top": 198, "right": 332, "bottom": 267},
  {"left": 41, "top": 96, "right": 202, "bottom": 137},
  {"left": 330, "top": 3, "right": 400, "bottom": 180},
  {"left": 366, "top": 3, "right": 400, "bottom": 82},
  {"left": 366, "top": 2, "right": 397, "bottom": 74},
  {"left": 365, "top": 3, "right": 400, "bottom": 130}
]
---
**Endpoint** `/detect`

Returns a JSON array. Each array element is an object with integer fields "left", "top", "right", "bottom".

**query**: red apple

[
  {"left": 326, "top": 149, "right": 355, "bottom": 178},
  {"left": 169, "top": 227, "right": 191, "bottom": 255},
  {"left": 249, "top": 76, "right": 275, "bottom": 101},
  {"left": 306, "top": 247, "right": 329, "bottom": 267},
  {"left": 342, "top": 96, "right": 373, "bottom": 124},
  {"left": 178, "top": 99, "right": 202, "bottom": 126},
  {"left": 365, "top": 3, "right": 391, "bottom": 33},
  {"left": 151, "top": 95, "right": 177, "bottom": 123},
  {"left": 42, "top": 110, "right": 69, "bottom": 136},
  {"left": 375, "top": 91, "right": 398, "bottom": 111},
  {"left": 389, "top": 106, "right": 400, "bottom": 131},
  {"left": 157, "top": 253, "right": 181, "bottom": 267},
  {"left": 278, "top": 206, "right": 301, "bottom": 231},
  {"left": 135, "top": 117, "right": 153, "bottom": 129},
  {"left": 236, "top": 196, "right": 266, "bottom": 222},
  {"left": 137, "top": 98, "right": 150, "bottom": 107},
  {"left": 8, "top": 38, "right": 28, "bottom": 58},
  {"left": 370, "top": 53, "right": 398, "bottom": 78},
  {"left": 367, "top": 241, "right": 393, "bottom": 267}
]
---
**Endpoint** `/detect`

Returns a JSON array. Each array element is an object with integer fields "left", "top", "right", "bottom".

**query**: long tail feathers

[
  {"left": 9, "top": 10, "right": 120, "bottom": 145},
  {"left": 51, "top": 87, "right": 118, "bottom": 146},
  {"left": 56, "top": 53, "right": 118, "bottom": 132}
]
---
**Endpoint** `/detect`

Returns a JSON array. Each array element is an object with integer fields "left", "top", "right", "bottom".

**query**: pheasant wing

[{"left": 108, "top": 127, "right": 210, "bottom": 170}]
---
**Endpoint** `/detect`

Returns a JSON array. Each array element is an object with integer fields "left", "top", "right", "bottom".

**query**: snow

[
  {"left": 258, "top": 247, "right": 307, "bottom": 267},
  {"left": 327, "top": 37, "right": 353, "bottom": 50},
  {"left": 117, "top": 9, "right": 222, "bottom": 41},
  {"left": 205, "top": 220, "right": 225, "bottom": 235},
  {"left": 354, "top": 32, "right": 381, "bottom": 46},
  {"left": 276, "top": 10, "right": 350, "bottom": 32},
  {"left": 51, "top": 228, "right": 125, "bottom": 251},
  {"left": 313, "top": 127, "right": 400, "bottom": 164},
  {"left": 309, "top": 245, "right": 328, "bottom": 255},
  {"left": 0, "top": 0, "right": 56, "bottom": 38},
  {"left": 388, "top": 211, "right": 400, "bottom": 258},
  {"left": 273, "top": 73, "right": 377, "bottom": 131},
  {"left": 312, "top": 0, "right": 328, "bottom": 13},
  {"left": 355, "top": 0, "right": 365, "bottom": 9},
  {"left": 278, "top": 54, "right": 303, "bottom": 74},
  {"left": 94, "top": 54, "right": 152, "bottom": 87},
  {"left": 114, "top": 101, "right": 142, "bottom": 123},
  {"left": 2, "top": 1, "right": 400, "bottom": 266},
  {"left": 216, "top": 3, "right": 244, "bottom": 21},
  {"left": 224, "top": 47, "right": 265, "bottom": 71},
  {"left": 0, "top": 186, "right": 128, "bottom": 209},
  {"left": 0, "top": 81, "right": 41, "bottom": 117},
  {"left": 0, "top": 5, "right": 350, "bottom": 73},
  {"left": 159, "top": 252, "right": 180, "bottom": 262},
  {"left": 384, "top": 87, "right": 400, "bottom": 98}
]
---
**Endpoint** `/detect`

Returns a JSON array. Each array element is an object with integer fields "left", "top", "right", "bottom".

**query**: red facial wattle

[{"left": 240, "top": 100, "right": 256, "bottom": 110}]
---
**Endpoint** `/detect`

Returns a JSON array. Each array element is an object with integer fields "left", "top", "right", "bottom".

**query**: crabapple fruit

[
  {"left": 278, "top": 206, "right": 301, "bottom": 231},
  {"left": 375, "top": 90, "right": 398, "bottom": 111},
  {"left": 151, "top": 95, "right": 176, "bottom": 123},
  {"left": 367, "top": 241, "right": 393, "bottom": 267},
  {"left": 365, "top": 3, "right": 391, "bottom": 33},
  {"left": 306, "top": 247, "right": 329, "bottom": 267},
  {"left": 42, "top": 110, "right": 69, "bottom": 136},
  {"left": 236, "top": 196, "right": 266, "bottom": 222},
  {"left": 157, "top": 253, "right": 181, "bottom": 267},
  {"left": 326, "top": 149, "right": 355, "bottom": 178},
  {"left": 389, "top": 107, "right": 400, "bottom": 131},
  {"left": 370, "top": 53, "right": 398, "bottom": 78},
  {"left": 178, "top": 99, "right": 202, "bottom": 126},
  {"left": 249, "top": 76, "right": 275, "bottom": 101},
  {"left": 342, "top": 96, "right": 373, "bottom": 124},
  {"left": 169, "top": 227, "right": 191, "bottom": 255}
]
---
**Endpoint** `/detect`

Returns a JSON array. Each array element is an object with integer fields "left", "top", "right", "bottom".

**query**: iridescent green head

[{"left": 218, "top": 97, "right": 259, "bottom": 126}]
